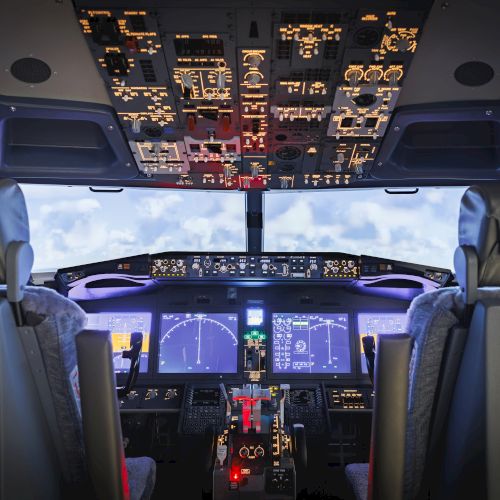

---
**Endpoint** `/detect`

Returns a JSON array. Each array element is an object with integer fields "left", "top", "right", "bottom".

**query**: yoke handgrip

[
  {"left": 362, "top": 335, "right": 376, "bottom": 385},
  {"left": 117, "top": 331, "right": 143, "bottom": 399}
]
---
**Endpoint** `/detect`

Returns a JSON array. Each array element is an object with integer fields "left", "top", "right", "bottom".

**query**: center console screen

[
  {"left": 272, "top": 313, "right": 351, "bottom": 374},
  {"left": 158, "top": 313, "right": 238, "bottom": 373},
  {"left": 85, "top": 312, "right": 151, "bottom": 373},
  {"left": 357, "top": 312, "right": 407, "bottom": 373}
]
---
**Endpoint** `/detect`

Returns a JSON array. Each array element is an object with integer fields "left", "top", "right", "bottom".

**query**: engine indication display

[
  {"left": 158, "top": 313, "right": 238, "bottom": 373},
  {"left": 358, "top": 312, "right": 407, "bottom": 373},
  {"left": 272, "top": 313, "right": 351, "bottom": 374},
  {"left": 86, "top": 312, "right": 151, "bottom": 373}
]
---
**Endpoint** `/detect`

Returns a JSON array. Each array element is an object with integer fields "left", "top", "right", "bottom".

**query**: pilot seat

[{"left": 0, "top": 178, "right": 156, "bottom": 500}]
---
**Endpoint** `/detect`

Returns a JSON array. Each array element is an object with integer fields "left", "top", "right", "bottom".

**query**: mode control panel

[{"left": 150, "top": 253, "right": 359, "bottom": 280}]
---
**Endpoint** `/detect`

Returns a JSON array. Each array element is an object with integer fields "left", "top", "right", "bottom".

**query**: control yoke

[
  {"left": 117, "top": 331, "right": 143, "bottom": 398},
  {"left": 362, "top": 335, "right": 376, "bottom": 385}
]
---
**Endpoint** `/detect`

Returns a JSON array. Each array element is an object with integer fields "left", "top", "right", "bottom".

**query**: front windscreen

[
  {"left": 85, "top": 312, "right": 151, "bottom": 373},
  {"left": 158, "top": 313, "right": 239, "bottom": 373},
  {"left": 357, "top": 312, "right": 407, "bottom": 374},
  {"left": 272, "top": 313, "right": 351, "bottom": 374},
  {"left": 21, "top": 185, "right": 246, "bottom": 273},
  {"left": 264, "top": 187, "right": 467, "bottom": 270}
]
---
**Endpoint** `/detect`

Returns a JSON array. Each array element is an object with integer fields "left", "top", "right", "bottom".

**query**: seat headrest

[
  {"left": 0, "top": 179, "right": 33, "bottom": 299},
  {"left": 455, "top": 184, "right": 500, "bottom": 302}
]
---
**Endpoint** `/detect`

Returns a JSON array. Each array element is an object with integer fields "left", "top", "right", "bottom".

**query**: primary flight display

[{"left": 158, "top": 312, "right": 239, "bottom": 373}]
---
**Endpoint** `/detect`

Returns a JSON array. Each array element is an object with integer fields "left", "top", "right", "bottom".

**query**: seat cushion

[
  {"left": 345, "top": 463, "right": 369, "bottom": 500},
  {"left": 126, "top": 457, "right": 156, "bottom": 500}
]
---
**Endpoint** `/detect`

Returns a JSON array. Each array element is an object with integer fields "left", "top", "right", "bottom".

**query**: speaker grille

[
  {"left": 10, "top": 58, "right": 51, "bottom": 84},
  {"left": 455, "top": 61, "right": 494, "bottom": 87}
]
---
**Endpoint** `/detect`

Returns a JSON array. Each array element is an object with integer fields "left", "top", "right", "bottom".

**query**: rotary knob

[
  {"left": 247, "top": 54, "right": 262, "bottom": 68},
  {"left": 239, "top": 446, "right": 250, "bottom": 458},
  {"left": 254, "top": 446, "right": 265, "bottom": 458},
  {"left": 246, "top": 72, "right": 262, "bottom": 85},
  {"left": 346, "top": 68, "right": 363, "bottom": 87}
]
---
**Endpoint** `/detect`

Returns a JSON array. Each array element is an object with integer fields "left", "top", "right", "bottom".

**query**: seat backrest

[
  {"left": 0, "top": 178, "right": 130, "bottom": 498},
  {"left": 0, "top": 179, "right": 62, "bottom": 499},
  {"left": 435, "top": 185, "right": 500, "bottom": 500},
  {"left": 0, "top": 295, "right": 61, "bottom": 499},
  {"left": 400, "top": 185, "right": 500, "bottom": 499},
  {"left": 402, "top": 286, "right": 463, "bottom": 499}
]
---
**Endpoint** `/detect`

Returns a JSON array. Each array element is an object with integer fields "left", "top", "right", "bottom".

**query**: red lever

[{"left": 187, "top": 114, "right": 196, "bottom": 131}]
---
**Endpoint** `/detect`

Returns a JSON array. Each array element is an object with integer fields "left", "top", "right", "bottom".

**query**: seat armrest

[
  {"left": 76, "top": 329, "right": 129, "bottom": 500},
  {"left": 369, "top": 334, "right": 412, "bottom": 500}
]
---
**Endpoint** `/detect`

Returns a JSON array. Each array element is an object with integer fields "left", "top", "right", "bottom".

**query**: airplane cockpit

[{"left": 1, "top": 1, "right": 499, "bottom": 499}]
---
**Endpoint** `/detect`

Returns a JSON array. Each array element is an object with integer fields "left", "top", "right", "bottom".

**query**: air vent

[{"left": 139, "top": 60, "right": 156, "bottom": 82}]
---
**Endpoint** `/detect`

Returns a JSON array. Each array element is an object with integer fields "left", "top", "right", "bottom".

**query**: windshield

[
  {"left": 21, "top": 185, "right": 246, "bottom": 273},
  {"left": 22, "top": 185, "right": 467, "bottom": 273},
  {"left": 264, "top": 187, "right": 467, "bottom": 270}
]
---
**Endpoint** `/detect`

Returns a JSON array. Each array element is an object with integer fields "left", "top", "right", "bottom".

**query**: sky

[{"left": 20, "top": 185, "right": 467, "bottom": 273}]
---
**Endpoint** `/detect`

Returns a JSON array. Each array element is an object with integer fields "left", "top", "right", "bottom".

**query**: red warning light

[{"left": 230, "top": 467, "right": 241, "bottom": 482}]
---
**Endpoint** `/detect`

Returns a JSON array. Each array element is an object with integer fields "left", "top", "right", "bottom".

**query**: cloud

[
  {"left": 22, "top": 185, "right": 247, "bottom": 271},
  {"left": 265, "top": 188, "right": 466, "bottom": 270},
  {"left": 20, "top": 184, "right": 467, "bottom": 273}
]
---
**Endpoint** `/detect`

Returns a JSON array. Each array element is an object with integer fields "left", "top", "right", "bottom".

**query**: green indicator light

[{"left": 244, "top": 330, "right": 266, "bottom": 341}]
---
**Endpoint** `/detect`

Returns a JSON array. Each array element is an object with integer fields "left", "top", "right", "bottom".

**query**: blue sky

[{"left": 21, "top": 185, "right": 466, "bottom": 272}]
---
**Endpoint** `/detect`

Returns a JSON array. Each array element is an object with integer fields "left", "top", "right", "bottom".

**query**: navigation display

[
  {"left": 85, "top": 312, "right": 151, "bottom": 373},
  {"left": 358, "top": 312, "right": 407, "bottom": 373},
  {"left": 272, "top": 313, "right": 351, "bottom": 374},
  {"left": 158, "top": 313, "right": 238, "bottom": 373}
]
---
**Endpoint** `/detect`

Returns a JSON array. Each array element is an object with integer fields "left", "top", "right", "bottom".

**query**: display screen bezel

[
  {"left": 355, "top": 310, "right": 409, "bottom": 377},
  {"left": 156, "top": 311, "right": 240, "bottom": 376},
  {"left": 84, "top": 310, "right": 153, "bottom": 375},
  {"left": 268, "top": 309, "right": 355, "bottom": 379}
]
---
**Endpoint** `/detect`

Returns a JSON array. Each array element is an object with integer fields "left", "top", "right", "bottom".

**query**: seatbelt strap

[{"left": 17, "top": 325, "right": 70, "bottom": 481}]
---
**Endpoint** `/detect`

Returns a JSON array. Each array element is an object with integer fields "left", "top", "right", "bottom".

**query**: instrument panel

[
  {"left": 73, "top": 1, "right": 431, "bottom": 189},
  {"left": 78, "top": 281, "right": 412, "bottom": 382}
]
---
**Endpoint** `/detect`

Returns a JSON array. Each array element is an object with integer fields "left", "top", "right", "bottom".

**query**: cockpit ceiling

[{"left": 0, "top": 0, "right": 499, "bottom": 190}]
